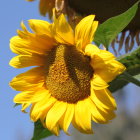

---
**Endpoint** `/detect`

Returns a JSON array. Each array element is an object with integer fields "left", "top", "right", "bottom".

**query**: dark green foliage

[
  {"left": 31, "top": 120, "right": 52, "bottom": 140},
  {"left": 94, "top": 1, "right": 139, "bottom": 48}
]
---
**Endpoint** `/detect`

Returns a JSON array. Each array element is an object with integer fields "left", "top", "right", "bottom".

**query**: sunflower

[{"left": 10, "top": 14, "right": 125, "bottom": 135}]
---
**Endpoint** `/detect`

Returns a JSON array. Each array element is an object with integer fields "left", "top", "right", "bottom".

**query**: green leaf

[
  {"left": 94, "top": 0, "right": 139, "bottom": 48},
  {"left": 31, "top": 120, "right": 53, "bottom": 140}
]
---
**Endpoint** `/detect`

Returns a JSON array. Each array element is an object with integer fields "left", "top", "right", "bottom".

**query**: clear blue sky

[
  {"left": 0, "top": 1, "right": 47, "bottom": 139},
  {"left": 0, "top": 1, "right": 140, "bottom": 140}
]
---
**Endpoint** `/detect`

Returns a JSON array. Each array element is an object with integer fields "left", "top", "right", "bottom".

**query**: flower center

[{"left": 45, "top": 45, "right": 93, "bottom": 103}]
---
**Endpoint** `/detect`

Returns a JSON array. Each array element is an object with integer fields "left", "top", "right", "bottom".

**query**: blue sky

[
  {"left": 0, "top": 1, "right": 140, "bottom": 140},
  {"left": 0, "top": 1, "right": 46, "bottom": 139}
]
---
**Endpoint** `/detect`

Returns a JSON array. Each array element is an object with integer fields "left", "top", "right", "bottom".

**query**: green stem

[
  {"left": 121, "top": 72, "right": 140, "bottom": 86},
  {"left": 109, "top": 47, "right": 140, "bottom": 92}
]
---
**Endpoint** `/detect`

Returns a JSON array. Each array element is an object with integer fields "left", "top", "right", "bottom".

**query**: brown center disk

[{"left": 45, "top": 45, "right": 93, "bottom": 103}]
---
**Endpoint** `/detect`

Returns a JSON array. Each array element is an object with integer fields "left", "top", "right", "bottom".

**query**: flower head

[{"left": 10, "top": 14, "right": 125, "bottom": 135}]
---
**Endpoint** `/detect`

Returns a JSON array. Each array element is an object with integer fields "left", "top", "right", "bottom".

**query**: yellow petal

[
  {"left": 9, "top": 54, "right": 45, "bottom": 68},
  {"left": 75, "top": 15, "right": 98, "bottom": 51},
  {"left": 86, "top": 46, "right": 115, "bottom": 68},
  {"left": 72, "top": 119, "right": 91, "bottom": 134},
  {"left": 87, "top": 98, "right": 108, "bottom": 123},
  {"left": 14, "top": 88, "right": 47, "bottom": 103},
  {"left": 85, "top": 44, "right": 100, "bottom": 57},
  {"left": 28, "top": 19, "right": 52, "bottom": 37},
  {"left": 90, "top": 89, "right": 117, "bottom": 110},
  {"left": 52, "top": 14, "right": 74, "bottom": 45},
  {"left": 95, "top": 60, "right": 126, "bottom": 83},
  {"left": 30, "top": 95, "right": 56, "bottom": 122},
  {"left": 46, "top": 101, "right": 67, "bottom": 133},
  {"left": 87, "top": 47, "right": 115, "bottom": 66},
  {"left": 59, "top": 104, "right": 74, "bottom": 134},
  {"left": 88, "top": 47, "right": 125, "bottom": 83},
  {"left": 91, "top": 74, "right": 109, "bottom": 90},
  {"left": 10, "top": 67, "right": 45, "bottom": 91},
  {"left": 32, "top": 95, "right": 55, "bottom": 114},
  {"left": 10, "top": 33, "right": 54, "bottom": 55},
  {"left": 73, "top": 99, "right": 93, "bottom": 134},
  {"left": 20, "top": 21, "right": 28, "bottom": 32},
  {"left": 98, "top": 50, "right": 116, "bottom": 61},
  {"left": 88, "top": 98, "right": 115, "bottom": 123},
  {"left": 21, "top": 103, "right": 31, "bottom": 112},
  {"left": 97, "top": 109, "right": 116, "bottom": 123},
  {"left": 51, "top": 124, "right": 60, "bottom": 136},
  {"left": 10, "top": 36, "right": 32, "bottom": 55},
  {"left": 93, "top": 105, "right": 116, "bottom": 123}
]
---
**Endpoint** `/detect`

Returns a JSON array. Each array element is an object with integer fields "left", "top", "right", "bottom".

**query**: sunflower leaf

[
  {"left": 94, "top": 0, "right": 140, "bottom": 49},
  {"left": 31, "top": 120, "right": 53, "bottom": 140}
]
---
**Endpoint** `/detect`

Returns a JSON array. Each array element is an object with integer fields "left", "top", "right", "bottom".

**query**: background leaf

[
  {"left": 94, "top": 0, "right": 139, "bottom": 48},
  {"left": 31, "top": 120, "right": 53, "bottom": 140}
]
